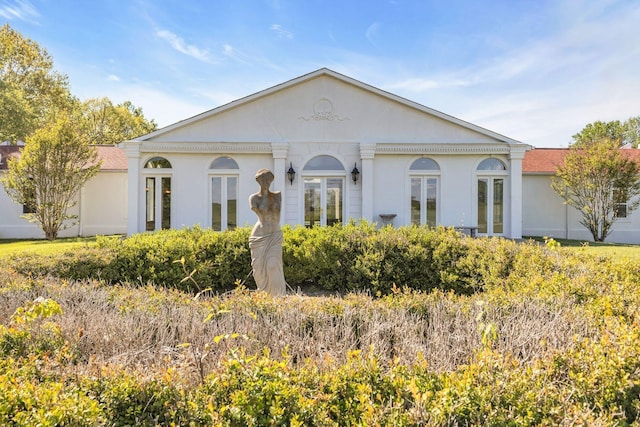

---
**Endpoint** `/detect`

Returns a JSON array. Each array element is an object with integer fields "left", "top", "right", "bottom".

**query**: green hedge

[{"left": 7, "top": 223, "right": 530, "bottom": 294}]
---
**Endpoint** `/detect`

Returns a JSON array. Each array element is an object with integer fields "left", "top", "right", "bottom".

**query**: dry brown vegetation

[{"left": 0, "top": 267, "right": 597, "bottom": 386}]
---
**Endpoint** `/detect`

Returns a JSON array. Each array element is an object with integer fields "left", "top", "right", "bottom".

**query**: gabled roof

[
  {"left": 523, "top": 148, "right": 640, "bottom": 174},
  {"left": 0, "top": 145, "right": 126, "bottom": 171},
  {"left": 131, "top": 68, "right": 524, "bottom": 146}
]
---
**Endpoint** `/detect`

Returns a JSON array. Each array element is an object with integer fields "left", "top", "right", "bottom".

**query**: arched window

[
  {"left": 210, "top": 156, "right": 239, "bottom": 169},
  {"left": 144, "top": 157, "right": 172, "bottom": 168},
  {"left": 209, "top": 156, "right": 238, "bottom": 231},
  {"left": 143, "top": 157, "right": 171, "bottom": 231},
  {"left": 303, "top": 155, "right": 345, "bottom": 171},
  {"left": 476, "top": 158, "right": 507, "bottom": 235},
  {"left": 409, "top": 158, "right": 440, "bottom": 227},
  {"left": 410, "top": 157, "right": 440, "bottom": 171},
  {"left": 303, "top": 155, "right": 345, "bottom": 227},
  {"left": 477, "top": 158, "right": 506, "bottom": 171}
]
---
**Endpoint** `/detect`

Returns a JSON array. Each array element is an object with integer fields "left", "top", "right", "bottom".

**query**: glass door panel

[
  {"left": 326, "top": 178, "right": 343, "bottom": 226},
  {"left": 426, "top": 178, "right": 437, "bottom": 227},
  {"left": 410, "top": 178, "right": 421, "bottom": 225},
  {"left": 304, "top": 178, "right": 321, "bottom": 227},
  {"left": 493, "top": 179, "right": 503, "bottom": 234},
  {"left": 211, "top": 177, "right": 222, "bottom": 231},
  {"left": 145, "top": 177, "right": 156, "bottom": 231},
  {"left": 227, "top": 177, "right": 237, "bottom": 230},
  {"left": 477, "top": 179, "right": 488, "bottom": 234},
  {"left": 161, "top": 177, "right": 171, "bottom": 230}
]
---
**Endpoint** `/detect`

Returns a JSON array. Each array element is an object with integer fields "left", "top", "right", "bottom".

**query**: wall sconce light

[
  {"left": 351, "top": 163, "right": 360, "bottom": 184},
  {"left": 287, "top": 162, "right": 296, "bottom": 185}
]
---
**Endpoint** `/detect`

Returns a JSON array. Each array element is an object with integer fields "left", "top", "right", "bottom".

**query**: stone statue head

[{"left": 255, "top": 168, "right": 274, "bottom": 186}]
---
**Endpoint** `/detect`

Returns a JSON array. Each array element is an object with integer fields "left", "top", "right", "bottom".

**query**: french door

[
  {"left": 411, "top": 177, "right": 438, "bottom": 227},
  {"left": 211, "top": 176, "right": 237, "bottom": 231},
  {"left": 145, "top": 176, "right": 171, "bottom": 231},
  {"left": 304, "top": 177, "right": 344, "bottom": 227},
  {"left": 477, "top": 177, "right": 503, "bottom": 235}
]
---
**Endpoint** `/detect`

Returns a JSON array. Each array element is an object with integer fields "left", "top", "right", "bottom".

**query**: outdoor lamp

[
  {"left": 287, "top": 162, "right": 296, "bottom": 185},
  {"left": 351, "top": 163, "right": 360, "bottom": 184}
]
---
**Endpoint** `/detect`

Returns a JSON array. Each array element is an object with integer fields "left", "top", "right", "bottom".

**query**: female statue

[{"left": 248, "top": 169, "right": 287, "bottom": 296}]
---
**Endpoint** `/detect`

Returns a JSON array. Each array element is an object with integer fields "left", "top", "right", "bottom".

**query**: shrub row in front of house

[{"left": 7, "top": 223, "right": 542, "bottom": 294}]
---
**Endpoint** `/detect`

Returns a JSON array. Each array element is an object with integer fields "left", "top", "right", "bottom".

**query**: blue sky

[{"left": 2, "top": 0, "right": 639, "bottom": 147}]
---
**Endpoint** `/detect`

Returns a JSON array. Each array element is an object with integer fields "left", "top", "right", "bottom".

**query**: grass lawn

[
  {"left": 0, "top": 236, "right": 99, "bottom": 257},
  {"left": 524, "top": 236, "right": 640, "bottom": 261}
]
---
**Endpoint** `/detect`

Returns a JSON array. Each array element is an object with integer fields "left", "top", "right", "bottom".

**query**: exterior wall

[
  {"left": 0, "top": 171, "right": 43, "bottom": 239},
  {"left": 130, "top": 149, "right": 519, "bottom": 236},
  {"left": 370, "top": 154, "right": 511, "bottom": 231},
  {"left": 522, "top": 173, "right": 640, "bottom": 243},
  {"left": 0, "top": 171, "right": 127, "bottom": 239},
  {"left": 79, "top": 171, "right": 128, "bottom": 236}
]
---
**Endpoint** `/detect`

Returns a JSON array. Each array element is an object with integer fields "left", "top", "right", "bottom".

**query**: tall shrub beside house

[{"left": 1, "top": 112, "right": 101, "bottom": 240}]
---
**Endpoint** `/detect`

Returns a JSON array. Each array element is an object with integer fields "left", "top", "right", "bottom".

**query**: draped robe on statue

[{"left": 249, "top": 230, "right": 286, "bottom": 296}]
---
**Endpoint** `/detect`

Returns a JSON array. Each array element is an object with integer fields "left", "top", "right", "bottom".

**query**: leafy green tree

[
  {"left": 623, "top": 116, "right": 640, "bottom": 148},
  {"left": 572, "top": 117, "right": 640, "bottom": 148},
  {"left": 0, "top": 112, "right": 101, "bottom": 239},
  {"left": 551, "top": 140, "right": 640, "bottom": 241},
  {"left": 0, "top": 23, "right": 71, "bottom": 142},
  {"left": 81, "top": 97, "right": 157, "bottom": 145},
  {"left": 571, "top": 120, "right": 625, "bottom": 147}
]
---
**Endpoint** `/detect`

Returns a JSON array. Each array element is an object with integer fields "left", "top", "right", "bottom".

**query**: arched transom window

[{"left": 144, "top": 157, "right": 172, "bottom": 169}]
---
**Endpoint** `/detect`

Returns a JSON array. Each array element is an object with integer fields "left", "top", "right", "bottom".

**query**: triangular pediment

[{"left": 134, "top": 68, "right": 521, "bottom": 146}]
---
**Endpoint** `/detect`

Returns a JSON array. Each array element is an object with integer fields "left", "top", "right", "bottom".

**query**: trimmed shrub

[{"left": 6, "top": 223, "right": 543, "bottom": 295}]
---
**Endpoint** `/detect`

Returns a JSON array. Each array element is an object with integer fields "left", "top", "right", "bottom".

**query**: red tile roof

[
  {"left": 95, "top": 145, "right": 128, "bottom": 170},
  {"left": 0, "top": 145, "right": 127, "bottom": 171},
  {"left": 522, "top": 148, "right": 569, "bottom": 173},
  {"left": 523, "top": 148, "right": 640, "bottom": 174}
]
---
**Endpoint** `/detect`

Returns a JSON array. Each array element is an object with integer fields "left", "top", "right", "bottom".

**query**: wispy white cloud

[
  {"left": 107, "top": 74, "right": 120, "bottom": 82},
  {"left": 0, "top": 0, "right": 38, "bottom": 22},
  {"left": 365, "top": 22, "right": 380, "bottom": 46},
  {"left": 156, "top": 29, "right": 217, "bottom": 63},
  {"left": 270, "top": 24, "right": 293, "bottom": 39}
]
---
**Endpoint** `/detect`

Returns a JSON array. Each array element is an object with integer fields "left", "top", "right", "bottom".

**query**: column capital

[
  {"left": 118, "top": 141, "right": 141, "bottom": 158},
  {"left": 508, "top": 144, "right": 529, "bottom": 160},
  {"left": 271, "top": 142, "right": 289, "bottom": 159},
  {"left": 359, "top": 143, "right": 376, "bottom": 160}
]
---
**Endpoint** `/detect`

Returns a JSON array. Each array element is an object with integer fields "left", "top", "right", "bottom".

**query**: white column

[
  {"left": 123, "top": 142, "right": 141, "bottom": 236},
  {"left": 359, "top": 144, "right": 376, "bottom": 222},
  {"left": 509, "top": 147, "right": 526, "bottom": 239},
  {"left": 271, "top": 143, "right": 289, "bottom": 226}
]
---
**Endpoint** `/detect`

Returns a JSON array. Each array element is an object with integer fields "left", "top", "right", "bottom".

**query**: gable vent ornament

[{"left": 298, "top": 98, "right": 350, "bottom": 121}]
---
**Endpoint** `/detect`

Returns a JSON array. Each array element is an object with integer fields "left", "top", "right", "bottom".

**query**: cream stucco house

[
  {"left": 4, "top": 69, "right": 640, "bottom": 243},
  {"left": 120, "top": 68, "right": 530, "bottom": 239}
]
